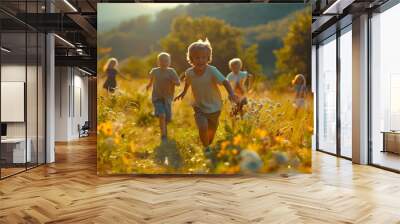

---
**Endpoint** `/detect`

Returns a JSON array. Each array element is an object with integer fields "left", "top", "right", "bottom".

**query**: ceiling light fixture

[
  {"left": 322, "top": 0, "right": 355, "bottom": 15},
  {"left": 54, "top": 34, "right": 75, "bottom": 48},
  {"left": 78, "top": 67, "right": 93, "bottom": 76},
  {"left": 323, "top": 0, "right": 342, "bottom": 15},
  {"left": 1, "top": 47, "right": 11, "bottom": 53},
  {"left": 76, "top": 49, "right": 85, "bottom": 55},
  {"left": 63, "top": 0, "right": 78, "bottom": 12}
]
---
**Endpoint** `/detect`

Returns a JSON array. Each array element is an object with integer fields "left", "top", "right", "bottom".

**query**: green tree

[
  {"left": 119, "top": 53, "right": 158, "bottom": 79},
  {"left": 99, "top": 15, "right": 160, "bottom": 60},
  {"left": 160, "top": 16, "right": 262, "bottom": 76},
  {"left": 119, "top": 57, "right": 148, "bottom": 78},
  {"left": 273, "top": 8, "right": 311, "bottom": 87}
]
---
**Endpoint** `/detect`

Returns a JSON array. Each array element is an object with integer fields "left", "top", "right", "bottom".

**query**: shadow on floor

[{"left": 153, "top": 140, "right": 183, "bottom": 170}]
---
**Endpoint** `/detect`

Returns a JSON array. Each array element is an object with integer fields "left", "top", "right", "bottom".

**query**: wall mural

[{"left": 97, "top": 3, "right": 313, "bottom": 175}]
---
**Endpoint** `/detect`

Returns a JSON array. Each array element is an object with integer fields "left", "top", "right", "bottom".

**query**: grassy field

[{"left": 97, "top": 75, "right": 313, "bottom": 175}]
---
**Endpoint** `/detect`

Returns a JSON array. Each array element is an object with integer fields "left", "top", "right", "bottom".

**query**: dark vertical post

[
  {"left": 36, "top": 0, "right": 39, "bottom": 167},
  {"left": 316, "top": 44, "right": 319, "bottom": 151},
  {"left": 367, "top": 10, "right": 372, "bottom": 165},
  {"left": 25, "top": 0, "right": 28, "bottom": 171},
  {"left": 336, "top": 28, "right": 341, "bottom": 157},
  {"left": 44, "top": 0, "right": 48, "bottom": 164}
]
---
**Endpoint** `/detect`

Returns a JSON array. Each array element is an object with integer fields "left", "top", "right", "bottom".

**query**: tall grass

[{"left": 97, "top": 75, "right": 312, "bottom": 175}]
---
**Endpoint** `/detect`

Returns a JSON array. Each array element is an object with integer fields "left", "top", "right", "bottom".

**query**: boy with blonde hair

[
  {"left": 175, "top": 39, "right": 239, "bottom": 157},
  {"left": 226, "top": 58, "right": 252, "bottom": 116},
  {"left": 146, "top": 52, "right": 180, "bottom": 142}
]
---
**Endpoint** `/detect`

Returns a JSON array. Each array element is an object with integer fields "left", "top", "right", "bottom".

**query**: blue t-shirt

[{"left": 227, "top": 71, "right": 248, "bottom": 95}]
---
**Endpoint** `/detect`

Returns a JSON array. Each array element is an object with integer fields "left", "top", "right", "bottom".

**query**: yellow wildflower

[
  {"left": 218, "top": 149, "right": 227, "bottom": 158},
  {"left": 97, "top": 123, "right": 104, "bottom": 133},
  {"left": 247, "top": 143, "right": 259, "bottom": 152},
  {"left": 233, "top": 134, "right": 242, "bottom": 145},
  {"left": 275, "top": 136, "right": 285, "bottom": 143},
  {"left": 102, "top": 121, "right": 113, "bottom": 136},
  {"left": 255, "top": 129, "right": 267, "bottom": 138},
  {"left": 220, "top": 141, "right": 230, "bottom": 150}
]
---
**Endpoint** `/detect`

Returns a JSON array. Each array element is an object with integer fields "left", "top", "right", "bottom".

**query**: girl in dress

[
  {"left": 292, "top": 74, "right": 306, "bottom": 114},
  {"left": 103, "top": 58, "right": 119, "bottom": 93}
]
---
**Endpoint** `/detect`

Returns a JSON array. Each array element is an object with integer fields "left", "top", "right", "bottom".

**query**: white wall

[
  {"left": 1, "top": 65, "right": 26, "bottom": 142},
  {"left": 1, "top": 65, "right": 32, "bottom": 138},
  {"left": 1, "top": 64, "right": 46, "bottom": 164},
  {"left": 55, "top": 67, "right": 89, "bottom": 141},
  {"left": 72, "top": 72, "right": 89, "bottom": 138},
  {"left": 55, "top": 66, "right": 69, "bottom": 141}
]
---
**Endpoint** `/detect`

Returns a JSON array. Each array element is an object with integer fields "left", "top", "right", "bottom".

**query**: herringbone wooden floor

[{"left": 1, "top": 136, "right": 399, "bottom": 224}]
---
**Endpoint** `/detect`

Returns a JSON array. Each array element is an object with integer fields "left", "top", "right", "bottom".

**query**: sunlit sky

[{"left": 98, "top": 3, "right": 190, "bottom": 32}]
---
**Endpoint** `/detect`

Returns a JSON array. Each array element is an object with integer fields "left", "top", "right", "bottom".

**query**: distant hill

[
  {"left": 243, "top": 10, "right": 301, "bottom": 75},
  {"left": 98, "top": 3, "right": 306, "bottom": 74},
  {"left": 185, "top": 3, "right": 303, "bottom": 27},
  {"left": 97, "top": 3, "right": 188, "bottom": 32}
]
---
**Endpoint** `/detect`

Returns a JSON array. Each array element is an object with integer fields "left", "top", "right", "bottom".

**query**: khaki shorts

[{"left": 193, "top": 107, "right": 221, "bottom": 130}]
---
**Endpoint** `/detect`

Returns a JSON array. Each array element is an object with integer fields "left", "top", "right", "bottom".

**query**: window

[
  {"left": 370, "top": 3, "right": 400, "bottom": 171},
  {"left": 317, "top": 35, "right": 337, "bottom": 154},
  {"left": 339, "top": 27, "right": 352, "bottom": 158},
  {"left": 0, "top": 1, "right": 46, "bottom": 179}
]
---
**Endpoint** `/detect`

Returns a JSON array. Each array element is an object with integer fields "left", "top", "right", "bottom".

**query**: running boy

[
  {"left": 226, "top": 58, "right": 252, "bottom": 117},
  {"left": 174, "top": 39, "right": 239, "bottom": 156},
  {"left": 146, "top": 52, "right": 180, "bottom": 142}
]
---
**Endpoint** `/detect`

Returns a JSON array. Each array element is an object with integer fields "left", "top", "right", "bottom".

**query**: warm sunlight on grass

[{"left": 97, "top": 76, "right": 313, "bottom": 175}]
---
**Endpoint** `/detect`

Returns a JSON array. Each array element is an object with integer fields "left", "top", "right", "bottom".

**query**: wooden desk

[{"left": 381, "top": 131, "right": 400, "bottom": 154}]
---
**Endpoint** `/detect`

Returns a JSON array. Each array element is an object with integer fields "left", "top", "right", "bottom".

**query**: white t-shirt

[
  {"left": 185, "top": 65, "right": 226, "bottom": 113},
  {"left": 149, "top": 67, "right": 180, "bottom": 102}
]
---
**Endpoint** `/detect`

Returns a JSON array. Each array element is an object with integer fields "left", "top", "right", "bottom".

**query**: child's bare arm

[
  {"left": 174, "top": 80, "right": 190, "bottom": 101},
  {"left": 180, "top": 72, "right": 186, "bottom": 82},
  {"left": 146, "top": 76, "right": 154, "bottom": 91},
  {"left": 171, "top": 71, "right": 181, "bottom": 86},
  {"left": 222, "top": 80, "right": 239, "bottom": 103}
]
